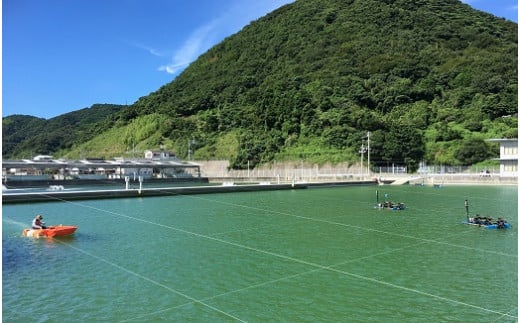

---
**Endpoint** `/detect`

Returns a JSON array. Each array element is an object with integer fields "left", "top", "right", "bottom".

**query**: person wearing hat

[{"left": 32, "top": 214, "right": 47, "bottom": 229}]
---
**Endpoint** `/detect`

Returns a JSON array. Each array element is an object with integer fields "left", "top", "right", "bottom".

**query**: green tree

[
  {"left": 455, "top": 138, "right": 493, "bottom": 165},
  {"left": 382, "top": 124, "right": 425, "bottom": 172}
]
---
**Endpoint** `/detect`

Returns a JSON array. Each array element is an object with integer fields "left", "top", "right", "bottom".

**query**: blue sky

[{"left": 2, "top": 0, "right": 517, "bottom": 119}]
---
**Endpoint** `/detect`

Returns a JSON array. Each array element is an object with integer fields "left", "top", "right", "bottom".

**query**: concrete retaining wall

[{"left": 2, "top": 180, "right": 377, "bottom": 204}]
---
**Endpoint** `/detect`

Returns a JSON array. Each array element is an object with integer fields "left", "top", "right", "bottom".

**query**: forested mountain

[
  {"left": 3, "top": 104, "right": 123, "bottom": 158},
  {"left": 3, "top": 0, "right": 517, "bottom": 171}
]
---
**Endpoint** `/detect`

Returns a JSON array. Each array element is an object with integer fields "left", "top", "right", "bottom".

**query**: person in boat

[
  {"left": 497, "top": 218, "right": 509, "bottom": 229},
  {"left": 32, "top": 214, "right": 47, "bottom": 229},
  {"left": 472, "top": 214, "right": 484, "bottom": 225},
  {"left": 478, "top": 216, "right": 489, "bottom": 225}
]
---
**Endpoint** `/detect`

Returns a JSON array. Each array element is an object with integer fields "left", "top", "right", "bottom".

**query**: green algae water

[{"left": 3, "top": 185, "right": 517, "bottom": 322}]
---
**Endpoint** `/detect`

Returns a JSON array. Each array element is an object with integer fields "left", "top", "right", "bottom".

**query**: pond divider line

[
  {"left": 29, "top": 187, "right": 518, "bottom": 260},
  {"left": 493, "top": 307, "right": 519, "bottom": 323},
  {"left": 50, "top": 238, "right": 247, "bottom": 322},
  {"left": 43, "top": 195, "right": 517, "bottom": 320},
  {"left": 122, "top": 238, "right": 441, "bottom": 321},
  {"left": 55, "top": 212, "right": 518, "bottom": 322},
  {"left": 176, "top": 193, "right": 517, "bottom": 258}
]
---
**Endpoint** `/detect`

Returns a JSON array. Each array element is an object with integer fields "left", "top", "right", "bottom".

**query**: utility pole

[
  {"left": 359, "top": 143, "right": 366, "bottom": 178},
  {"left": 188, "top": 139, "right": 191, "bottom": 161},
  {"left": 188, "top": 139, "right": 195, "bottom": 161},
  {"left": 367, "top": 131, "right": 371, "bottom": 175}
]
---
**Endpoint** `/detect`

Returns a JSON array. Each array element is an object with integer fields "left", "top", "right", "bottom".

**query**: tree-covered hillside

[
  {"left": 3, "top": 104, "right": 124, "bottom": 158},
  {"left": 3, "top": 0, "right": 517, "bottom": 171}
]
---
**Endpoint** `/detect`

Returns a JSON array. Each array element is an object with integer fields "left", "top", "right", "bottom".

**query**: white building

[
  {"left": 33, "top": 155, "right": 53, "bottom": 161},
  {"left": 488, "top": 138, "right": 518, "bottom": 177},
  {"left": 144, "top": 150, "right": 174, "bottom": 160}
]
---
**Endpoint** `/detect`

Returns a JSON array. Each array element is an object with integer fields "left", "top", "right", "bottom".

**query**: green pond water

[{"left": 2, "top": 185, "right": 517, "bottom": 322}]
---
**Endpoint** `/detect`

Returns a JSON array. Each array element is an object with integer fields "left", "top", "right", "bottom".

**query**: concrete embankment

[
  {"left": 2, "top": 180, "right": 377, "bottom": 204},
  {"left": 2, "top": 177, "right": 209, "bottom": 189},
  {"left": 385, "top": 174, "right": 518, "bottom": 186}
]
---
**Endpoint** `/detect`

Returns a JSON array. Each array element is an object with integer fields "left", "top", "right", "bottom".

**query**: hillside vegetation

[
  {"left": 3, "top": 104, "right": 123, "bottom": 158},
  {"left": 3, "top": 0, "right": 517, "bottom": 172}
]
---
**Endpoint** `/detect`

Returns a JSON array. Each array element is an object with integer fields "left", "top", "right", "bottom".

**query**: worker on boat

[
  {"left": 473, "top": 214, "right": 483, "bottom": 225},
  {"left": 496, "top": 218, "right": 507, "bottom": 229},
  {"left": 31, "top": 214, "right": 47, "bottom": 229}
]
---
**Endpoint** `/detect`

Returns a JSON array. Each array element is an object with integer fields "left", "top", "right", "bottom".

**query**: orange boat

[{"left": 23, "top": 225, "right": 77, "bottom": 238}]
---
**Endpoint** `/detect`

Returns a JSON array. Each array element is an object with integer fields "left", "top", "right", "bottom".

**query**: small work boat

[
  {"left": 462, "top": 199, "right": 510, "bottom": 229},
  {"left": 374, "top": 202, "right": 406, "bottom": 210},
  {"left": 463, "top": 217, "right": 510, "bottom": 230},
  {"left": 374, "top": 189, "right": 405, "bottom": 210},
  {"left": 23, "top": 225, "right": 78, "bottom": 238}
]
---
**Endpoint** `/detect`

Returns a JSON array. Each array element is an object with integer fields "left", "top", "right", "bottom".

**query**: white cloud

[
  {"left": 134, "top": 43, "right": 164, "bottom": 57},
  {"left": 158, "top": 18, "right": 221, "bottom": 75}
]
